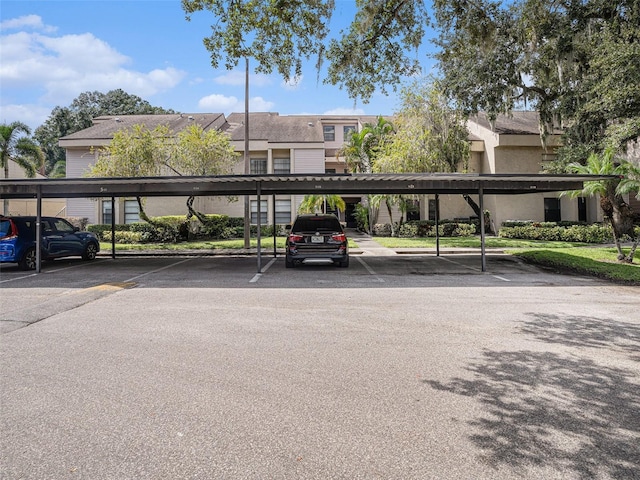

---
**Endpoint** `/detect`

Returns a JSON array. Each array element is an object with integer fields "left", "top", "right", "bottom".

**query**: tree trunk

[
  {"left": 136, "top": 197, "right": 156, "bottom": 225},
  {"left": 385, "top": 198, "right": 395, "bottom": 237},
  {"left": 186, "top": 195, "right": 207, "bottom": 223},
  {"left": 603, "top": 193, "right": 637, "bottom": 262}
]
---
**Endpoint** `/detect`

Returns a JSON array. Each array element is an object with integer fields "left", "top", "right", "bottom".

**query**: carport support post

[
  {"left": 36, "top": 185, "right": 42, "bottom": 273},
  {"left": 479, "top": 186, "right": 486, "bottom": 272},
  {"left": 111, "top": 196, "right": 116, "bottom": 259},
  {"left": 435, "top": 194, "right": 440, "bottom": 257},
  {"left": 256, "top": 182, "right": 262, "bottom": 272},
  {"left": 272, "top": 195, "right": 277, "bottom": 258}
]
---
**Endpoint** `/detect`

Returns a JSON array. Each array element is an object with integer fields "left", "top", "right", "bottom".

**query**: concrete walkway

[{"left": 347, "top": 229, "right": 397, "bottom": 256}]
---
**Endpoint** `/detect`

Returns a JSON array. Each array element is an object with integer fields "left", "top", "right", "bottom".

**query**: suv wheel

[
  {"left": 82, "top": 243, "right": 98, "bottom": 260},
  {"left": 19, "top": 248, "right": 37, "bottom": 270},
  {"left": 285, "top": 256, "right": 295, "bottom": 268}
]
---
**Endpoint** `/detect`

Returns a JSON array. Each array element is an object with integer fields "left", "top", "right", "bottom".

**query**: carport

[{"left": 0, "top": 173, "right": 612, "bottom": 273}]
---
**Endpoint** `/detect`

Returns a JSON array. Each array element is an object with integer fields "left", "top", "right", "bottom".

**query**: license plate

[{"left": 311, "top": 235, "right": 324, "bottom": 243}]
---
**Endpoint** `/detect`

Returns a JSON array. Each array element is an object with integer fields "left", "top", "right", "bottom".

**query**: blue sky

[{"left": 0, "top": 0, "right": 437, "bottom": 131}]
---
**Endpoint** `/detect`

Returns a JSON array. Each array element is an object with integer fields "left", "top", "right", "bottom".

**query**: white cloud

[
  {"left": 198, "top": 94, "right": 240, "bottom": 111},
  {"left": 0, "top": 103, "right": 52, "bottom": 131},
  {"left": 0, "top": 14, "right": 56, "bottom": 33},
  {"left": 282, "top": 75, "right": 303, "bottom": 91},
  {"left": 323, "top": 107, "right": 366, "bottom": 115},
  {"left": 197, "top": 94, "right": 275, "bottom": 113},
  {"left": 0, "top": 24, "right": 186, "bottom": 109},
  {"left": 214, "top": 70, "right": 271, "bottom": 87}
]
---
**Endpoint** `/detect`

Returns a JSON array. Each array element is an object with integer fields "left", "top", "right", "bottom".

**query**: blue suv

[{"left": 0, "top": 216, "right": 100, "bottom": 270}]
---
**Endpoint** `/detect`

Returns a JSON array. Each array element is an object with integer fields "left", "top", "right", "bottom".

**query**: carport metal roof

[
  {"left": 0, "top": 173, "right": 616, "bottom": 274},
  {"left": 0, "top": 172, "right": 612, "bottom": 198}
]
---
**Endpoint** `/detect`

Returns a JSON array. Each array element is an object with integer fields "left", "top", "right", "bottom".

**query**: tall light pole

[{"left": 243, "top": 57, "right": 251, "bottom": 249}]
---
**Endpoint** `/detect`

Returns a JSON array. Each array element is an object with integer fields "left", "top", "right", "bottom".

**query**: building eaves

[{"left": 470, "top": 111, "right": 562, "bottom": 135}]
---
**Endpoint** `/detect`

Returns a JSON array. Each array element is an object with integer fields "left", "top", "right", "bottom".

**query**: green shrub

[
  {"left": 398, "top": 223, "right": 418, "bottom": 238},
  {"left": 101, "top": 230, "right": 144, "bottom": 243},
  {"left": 373, "top": 223, "right": 393, "bottom": 236},
  {"left": 499, "top": 223, "right": 613, "bottom": 243}
]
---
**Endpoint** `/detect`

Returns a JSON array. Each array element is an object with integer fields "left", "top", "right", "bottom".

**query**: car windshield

[{"left": 293, "top": 217, "right": 341, "bottom": 232}]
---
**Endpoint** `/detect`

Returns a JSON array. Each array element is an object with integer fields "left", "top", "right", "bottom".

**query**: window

[
  {"left": 578, "top": 197, "right": 587, "bottom": 222},
  {"left": 406, "top": 200, "right": 420, "bottom": 222},
  {"left": 52, "top": 218, "right": 74, "bottom": 234},
  {"left": 124, "top": 200, "right": 140, "bottom": 224},
  {"left": 102, "top": 200, "right": 113, "bottom": 225},
  {"left": 325, "top": 168, "right": 336, "bottom": 174},
  {"left": 275, "top": 200, "right": 291, "bottom": 224},
  {"left": 250, "top": 199, "right": 268, "bottom": 224},
  {"left": 250, "top": 158, "right": 267, "bottom": 175},
  {"left": 343, "top": 125, "right": 356, "bottom": 139},
  {"left": 544, "top": 198, "right": 561, "bottom": 222},
  {"left": 323, "top": 125, "right": 335, "bottom": 142},
  {"left": 273, "top": 158, "right": 290, "bottom": 175},
  {"left": 428, "top": 199, "right": 438, "bottom": 221}
]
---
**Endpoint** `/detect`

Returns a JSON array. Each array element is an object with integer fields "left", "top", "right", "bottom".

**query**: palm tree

[
  {"left": 1, "top": 121, "right": 45, "bottom": 214},
  {"left": 565, "top": 149, "right": 639, "bottom": 263},
  {"left": 338, "top": 117, "right": 395, "bottom": 234},
  {"left": 298, "top": 194, "right": 346, "bottom": 218}
]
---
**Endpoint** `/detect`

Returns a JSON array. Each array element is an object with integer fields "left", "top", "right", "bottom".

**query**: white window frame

[
  {"left": 124, "top": 199, "right": 140, "bottom": 224},
  {"left": 273, "top": 158, "right": 290, "bottom": 175},
  {"left": 250, "top": 158, "right": 267, "bottom": 175},
  {"left": 250, "top": 199, "right": 268, "bottom": 224},
  {"left": 275, "top": 199, "right": 291, "bottom": 224},
  {"left": 323, "top": 126, "right": 335, "bottom": 142}
]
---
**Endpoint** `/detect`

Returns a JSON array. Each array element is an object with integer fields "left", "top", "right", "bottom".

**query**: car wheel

[
  {"left": 285, "top": 256, "right": 294, "bottom": 268},
  {"left": 82, "top": 243, "right": 98, "bottom": 260},
  {"left": 19, "top": 248, "right": 37, "bottom": 270},
  {"left": 339, "top": 257, "right": 349, "bottom": 268}
]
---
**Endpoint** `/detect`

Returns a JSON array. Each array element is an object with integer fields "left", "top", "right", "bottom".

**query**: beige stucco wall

[
  {"left": 4, "top": 160, "right": 66, "bottom": 216},
  {"left": 5, "top": 199, "right": 67, "bottom": 217}
]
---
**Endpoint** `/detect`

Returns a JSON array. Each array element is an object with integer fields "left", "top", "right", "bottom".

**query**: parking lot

[{"left": 2, "top": 253, "right": 639, "bottom": 479}]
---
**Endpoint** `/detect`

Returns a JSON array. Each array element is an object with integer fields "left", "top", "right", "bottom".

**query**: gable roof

[
  {"left": 225, "top": 112, "right": 381, "bottom": 143},
  {"left": 59, "top": 113, "right": 227, "bottom": 145}
]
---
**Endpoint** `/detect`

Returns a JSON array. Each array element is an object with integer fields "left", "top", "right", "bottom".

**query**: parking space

[
  {"left": 0, "top": 251, "right": 598, "bottom": 291},
  {"left": 2, "top": 250, "right": 639, "bottom": 479},
  {"left": 0, "top": 252, "right": 600, "bottom": 334}
]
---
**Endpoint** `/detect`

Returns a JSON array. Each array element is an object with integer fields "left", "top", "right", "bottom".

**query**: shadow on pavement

[{"left": 425, "top": 312, "right": 640, "bottom": 479}]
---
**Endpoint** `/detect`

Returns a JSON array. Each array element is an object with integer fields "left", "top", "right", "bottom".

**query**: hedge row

[
  {"left": 89, "top": 215, "right": 286, "bottom": 244},
  {"left": 373, "top": 220, "right": 478, "bottom": 238},
  {"left": 499, "top": 222, "right": 614, "bottom": 243},
  {"left": 500, "top": 222, "right": 640, "bottom": 243}
]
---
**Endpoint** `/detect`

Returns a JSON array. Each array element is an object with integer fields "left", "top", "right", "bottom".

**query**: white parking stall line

[
  {"left": 250, "top": 257, "right": 276, "bottom": 283},
  {"left": 124, "top": 257, "right": 197, "bottom": 283},
  {"left": 0, "top": 272, "right": 37, "bottom": 284},
  {"left": 356, "top": 256, "right": 385, "bottom": 283},
  {"left": 437, "top": 256, "right": 480, "bottom": 272},
  {"left": 492, "top": 275, "right": 511, "bottom": 282},
  {"left": 45, "top": 258, "right": 110, "bottom": 274}
]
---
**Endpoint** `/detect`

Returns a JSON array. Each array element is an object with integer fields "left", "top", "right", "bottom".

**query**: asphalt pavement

[{"left": 1, "top": 252, "right": 639, "bottom": 480}]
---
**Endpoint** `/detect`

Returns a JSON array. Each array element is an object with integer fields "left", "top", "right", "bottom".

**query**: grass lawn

[
  {"left": 100, "top": 235, "right": 639, "bottom": 285},
  {"left": 508, "top": 247, "right": 640, "bottom": 284},
  {"left": 373, "top": 235, "right": 639, "bottom": 284},
  {"left": 372, "top": 236, "right": 589, "bottom": 249},
  {"left": 100, "top": 237, "right": 359, "bottom": 251}
]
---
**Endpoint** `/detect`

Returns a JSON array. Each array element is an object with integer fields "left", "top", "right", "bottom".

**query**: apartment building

[{"left": 59, "top": 111, "right": 602, "bottom": 228}]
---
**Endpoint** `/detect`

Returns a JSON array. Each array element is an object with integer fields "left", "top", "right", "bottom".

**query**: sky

[{"left": 0, "top": 0, "right": 437, "bottom": 132}]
